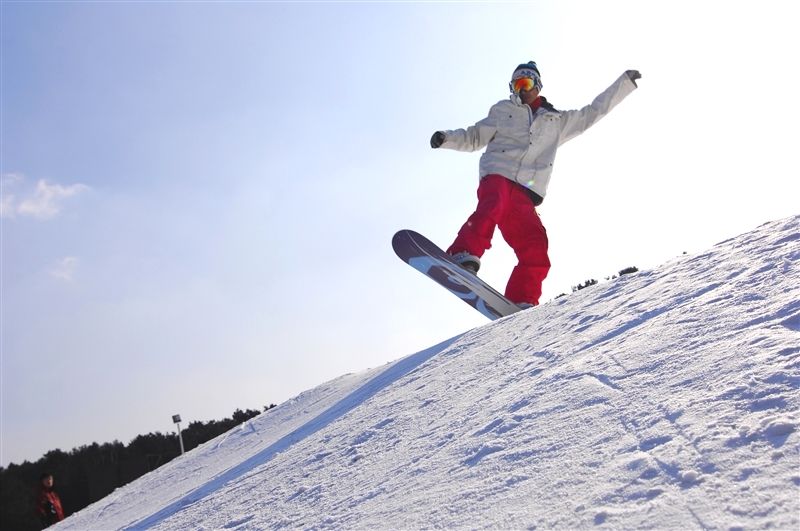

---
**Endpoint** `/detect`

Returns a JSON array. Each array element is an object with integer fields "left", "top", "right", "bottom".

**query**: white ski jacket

[{"left": 439, "top": 72, "right": 637, "bottom": 203}]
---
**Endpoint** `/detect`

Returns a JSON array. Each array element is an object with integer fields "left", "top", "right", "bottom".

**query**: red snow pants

[{"left": 447, "top": 174, "right": 551, "bottom": 305}]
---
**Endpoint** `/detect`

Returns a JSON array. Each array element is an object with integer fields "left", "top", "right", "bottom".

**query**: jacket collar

[{"left": 511, "top": 94, "right": 558, "bottom": 113}]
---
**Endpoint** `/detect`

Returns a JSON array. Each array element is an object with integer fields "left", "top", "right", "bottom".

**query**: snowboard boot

[{"left": 450, "top": 251, "right": 481, "bottom": 274}]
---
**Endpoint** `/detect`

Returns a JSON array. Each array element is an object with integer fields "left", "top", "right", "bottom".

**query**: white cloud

[
  {"left": 1, "top": 174, "right": 90, "bottom": 220},
  {"left": 0, "top": 172, "right": 24, "bottom": 186},
  {"left": 48, "top": 256, "right": 80, "bottom": 282},
  {"left": 0, "top": 173, "right": 24, "bottom": 219},
  {"left": 0, "top": 192, "right": 17, "bottom": 219},
  {"left": 17, "top": 180, "right": 90, "bottom": 220}
]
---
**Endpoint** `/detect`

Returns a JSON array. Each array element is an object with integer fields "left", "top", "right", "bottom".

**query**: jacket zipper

[{"left": 514, "top": 105, "right": 536, "bottom": 180}]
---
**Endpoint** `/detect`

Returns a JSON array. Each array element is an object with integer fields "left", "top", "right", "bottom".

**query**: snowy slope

[{"left": 60, "top": 216, "right": 799, "bottom": 530}]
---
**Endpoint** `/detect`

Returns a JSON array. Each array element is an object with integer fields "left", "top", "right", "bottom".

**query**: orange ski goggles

[{"left": 511, "top": 75, "right": 542, "bottom": 94}]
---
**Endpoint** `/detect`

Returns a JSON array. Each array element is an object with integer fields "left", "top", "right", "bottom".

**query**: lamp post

[{"left": 172, "top": 414, "right": 185, "bottom": 455}]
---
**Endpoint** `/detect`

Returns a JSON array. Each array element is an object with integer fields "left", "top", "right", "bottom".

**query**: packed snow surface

[{"left": 59, "top": 216, "right": 799, "bottom": 530}]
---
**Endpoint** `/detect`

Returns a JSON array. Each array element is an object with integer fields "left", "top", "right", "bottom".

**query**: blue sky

[{"left": 2, "top": 1, "right": 798, "bottom": 466}]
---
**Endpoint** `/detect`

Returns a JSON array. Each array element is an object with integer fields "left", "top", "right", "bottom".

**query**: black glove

[
  {"left": 626, "top": 70, "right": 641, "bottom": 86},
  {"left": 430, "top": 131, "right": 445, "bottom": 149}
]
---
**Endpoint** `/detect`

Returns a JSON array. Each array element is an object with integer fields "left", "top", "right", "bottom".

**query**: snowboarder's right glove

[
  {"left": 626, "top": 70, "right": 641, "bottom": 86},
  {"left": 430, "top": 131, "right": 445, "bottom": 149}
]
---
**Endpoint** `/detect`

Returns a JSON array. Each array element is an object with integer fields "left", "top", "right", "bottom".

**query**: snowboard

[{"left": 392, "top": 229, "right": 522, "bottom": 320}]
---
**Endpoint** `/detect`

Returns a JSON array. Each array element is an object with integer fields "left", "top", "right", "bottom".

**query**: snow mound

[{"left": 59, "top": 216, "right": 799, "bottom": 530}]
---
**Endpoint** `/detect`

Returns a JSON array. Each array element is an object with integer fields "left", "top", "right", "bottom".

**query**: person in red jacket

[{"left": 35, "top": 472, "right": 65, "bottom": 528}]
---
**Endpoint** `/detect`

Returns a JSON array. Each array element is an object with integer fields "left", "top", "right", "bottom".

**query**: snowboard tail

[{"left": 392, "top": 230, "right": 521, "bottom": 320}]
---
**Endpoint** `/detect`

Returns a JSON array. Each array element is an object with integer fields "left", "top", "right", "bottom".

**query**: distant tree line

[
  {"left": 0, "top": 406, "right": 276, "bottom": 530},
  {"left": 554, "top": 266, "right": 639, "bottom": 299}
]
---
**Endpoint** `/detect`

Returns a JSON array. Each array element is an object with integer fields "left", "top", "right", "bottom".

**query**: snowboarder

[{"left": 430, "top": 61, "right": 640, "bottom": 307}]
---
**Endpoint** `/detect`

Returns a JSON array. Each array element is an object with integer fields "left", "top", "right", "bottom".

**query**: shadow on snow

[{"left": 125, "top": 334, "right": 462, "bottom": 530}]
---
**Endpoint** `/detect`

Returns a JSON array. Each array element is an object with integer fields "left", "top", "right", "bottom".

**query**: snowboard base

[{"left": 392, "top": 230, "right": 521, "bottom": 320}]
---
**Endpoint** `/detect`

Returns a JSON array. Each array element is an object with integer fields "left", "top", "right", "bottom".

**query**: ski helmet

[{"left": 510, "top": 61, "right": 543, "bottom": 93}]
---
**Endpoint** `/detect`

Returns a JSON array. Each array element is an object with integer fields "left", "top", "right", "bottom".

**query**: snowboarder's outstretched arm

[
  {"left": 430, "top": 106, "right": 500, "bottom": 152},
  {"left": 557, "top": 70, "right": 640, "bottom": 144}
]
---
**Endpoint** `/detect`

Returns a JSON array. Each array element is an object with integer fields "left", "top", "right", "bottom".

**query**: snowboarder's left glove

[
  {"left": 430, "top": 131, "right": 445, "bottom": 149},
  {"left": 626, "top": 70, "right": 641, "bottom": 86}
]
